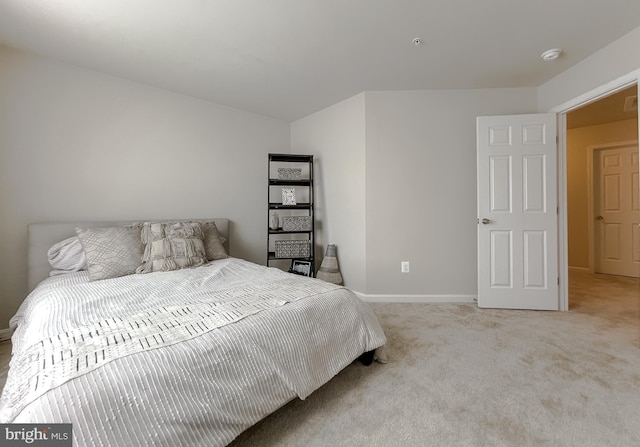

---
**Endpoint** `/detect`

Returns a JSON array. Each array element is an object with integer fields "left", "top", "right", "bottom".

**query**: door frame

[
  {"left": 550, "top": 70, "right": 640, "bottom": 311},
  {"left": 587, "top": 140, "right": 639, "bottom": 274}
]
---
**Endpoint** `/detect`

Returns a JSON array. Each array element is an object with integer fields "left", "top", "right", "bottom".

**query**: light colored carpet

[{"left": 230, "top": 271, "right": 640, "bottom": 447}]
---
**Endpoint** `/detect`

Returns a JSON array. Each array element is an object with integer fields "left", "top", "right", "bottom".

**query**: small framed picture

[
  {"left": 290, "top": 260, "right": 312, "bottom": 277},
  {"left": 282, "top": 188, "right": 296, "bottom": 205}
]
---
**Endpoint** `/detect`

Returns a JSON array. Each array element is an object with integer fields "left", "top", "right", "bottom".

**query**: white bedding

[{"left": 0, "top": 258, "right": 386, "bottom": 446}]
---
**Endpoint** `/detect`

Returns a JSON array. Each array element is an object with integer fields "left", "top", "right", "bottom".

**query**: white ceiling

[{"left": 1, "top": 1, "right": 640, "bottom": 121}]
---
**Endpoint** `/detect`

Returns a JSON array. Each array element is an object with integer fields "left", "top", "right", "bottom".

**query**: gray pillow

[
  {"left": 136, "top": 222, "right": 207, "bottom": 273},
  {"left": 200, "top": 221, "right": 228, "bottom": 261},
  {"left": 76, "top": 226, "right": 144, "bottom": 281}
]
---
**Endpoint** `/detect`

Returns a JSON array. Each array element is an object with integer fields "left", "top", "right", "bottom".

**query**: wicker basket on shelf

[
  {"left": 282, "top": 216, "right": 312, "bottom": 231},
  {"left": 275, "top": 240, "right": 311, "bottom": 258},
  {"left": 277, "top": 168, "right": 302, "bottom": 180}
]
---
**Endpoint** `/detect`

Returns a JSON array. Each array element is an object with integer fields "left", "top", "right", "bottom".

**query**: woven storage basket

[
  {"left": 278, "top": 168, "right": 302, "bottom": 180},
  {"left": 275, "top": 240, "right": 311, "bottom": 258},
  {"left": 282, "top": 216, "right": 312, "bottom": 231}
]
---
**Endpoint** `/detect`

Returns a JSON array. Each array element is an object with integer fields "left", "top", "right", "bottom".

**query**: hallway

[{"left": 569, "top": 269, "right": 640, "bottom": 343}]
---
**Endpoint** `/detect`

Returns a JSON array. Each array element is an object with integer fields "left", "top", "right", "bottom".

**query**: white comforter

[{"left": 0, "top": 258, "right": 386, "bottom": 446}]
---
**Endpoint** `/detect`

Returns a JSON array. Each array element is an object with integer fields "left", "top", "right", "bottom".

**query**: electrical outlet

[{"left": 401, "top": 261, "right": 410, "bottom": 273}]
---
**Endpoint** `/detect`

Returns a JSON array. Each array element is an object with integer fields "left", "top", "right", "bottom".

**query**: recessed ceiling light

[
  {"left": 541, "top": 48, "right": 562, "bottom": 61},
  {"left": 412, "top": 37, "right": 422, "bottom": 46}
]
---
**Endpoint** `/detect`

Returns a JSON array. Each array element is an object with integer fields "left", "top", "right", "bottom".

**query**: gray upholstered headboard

[{"left": 27, "top": 219, "right": 230, "bottom": 292}]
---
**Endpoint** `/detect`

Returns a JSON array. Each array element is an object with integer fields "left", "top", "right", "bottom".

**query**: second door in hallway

[{"left": 594, "top": 142, "right": 640, "bottom": 277}]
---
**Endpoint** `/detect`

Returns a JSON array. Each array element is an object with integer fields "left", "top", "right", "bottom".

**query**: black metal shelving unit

[{"left": 267, "top": 153, "right": 315, "bottom": 274}]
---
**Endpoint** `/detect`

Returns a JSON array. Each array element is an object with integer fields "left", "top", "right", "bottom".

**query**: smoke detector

[
  {"left": 623, "top": 95, "right": 638, "bottom": 112},
  {"left": 541, "top": 48, "right": 562, "bottom": 61}
]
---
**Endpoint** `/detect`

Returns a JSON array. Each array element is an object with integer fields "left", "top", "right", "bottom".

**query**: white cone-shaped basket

[{"left": 316, "top": 244, "right": 343, "bottom": 285}]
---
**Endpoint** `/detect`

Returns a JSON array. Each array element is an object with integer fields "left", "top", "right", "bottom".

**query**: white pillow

[{"left": 48, "top": 236, "right": 87, "bottom": 276}]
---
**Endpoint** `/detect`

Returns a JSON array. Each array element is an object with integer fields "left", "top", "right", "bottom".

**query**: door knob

[
  {"left": 595, "top": 215, "right": 604, "bottom": 220},
  {"left": 481, "top": 218, "right": 491, "bottom": 224}
]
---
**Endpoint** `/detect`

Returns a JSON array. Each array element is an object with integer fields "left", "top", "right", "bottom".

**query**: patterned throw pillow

[
  {"left": 76, "top": 226, "right": 144, "bottom": 281},
  {"left": 136, "top": 222, "right": 207, "bottom": 273}
]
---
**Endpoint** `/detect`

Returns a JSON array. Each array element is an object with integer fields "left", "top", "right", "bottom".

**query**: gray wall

[
  {"left": 364, "top": 89, "right": 537, "bottom": 298},
  {"left": 291, "top": 93, "right": 366, "bottom": 292},
  {"left": 0, "top": 46, "right": 290, "bottom": 326},
  {"left": 290, "top": 88, "right": 538, "bottom": 298}
]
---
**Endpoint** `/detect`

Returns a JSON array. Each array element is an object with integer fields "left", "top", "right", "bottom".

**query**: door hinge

[
  {"left": 556, "top": 135, "right": 559, "bottom": 144},
  {"left": 557, "top": 277, "right": 560, "bottom": 285}
]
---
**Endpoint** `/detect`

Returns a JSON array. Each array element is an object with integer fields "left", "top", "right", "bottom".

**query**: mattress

[{"left": 0, "top": 258, "right": 386, "bottom": 446}]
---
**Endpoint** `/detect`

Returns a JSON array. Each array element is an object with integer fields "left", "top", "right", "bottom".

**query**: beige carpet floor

[
  {"left": 1, "top": 271, "right": 638, "bottom": 446},
  {"left": 231, "top": 271, "right": 640, "bottom": 447}
]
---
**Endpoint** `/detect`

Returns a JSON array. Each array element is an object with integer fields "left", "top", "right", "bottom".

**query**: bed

[{"left": 0, "top": 219, "right": 386, "bottom": 446}]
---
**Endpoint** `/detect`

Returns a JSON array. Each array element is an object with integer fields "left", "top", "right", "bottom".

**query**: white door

[
  {"left": 594, "top": 143, "right": 640, "bottom": 277},
  {"left": 477, "top": 113, "right": 558, "bottom": 310}
]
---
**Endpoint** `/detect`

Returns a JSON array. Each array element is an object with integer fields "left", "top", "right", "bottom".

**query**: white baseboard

[
  {"left": 353, "top": 292, "right": 477, "bottom": 304},
  {"left": 0, "top": 328, "right": 11, "bottom": 342}
]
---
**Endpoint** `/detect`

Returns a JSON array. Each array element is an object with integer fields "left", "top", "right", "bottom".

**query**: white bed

[{"left": 0, "top": 220, "right": 386, "bottom": 446}]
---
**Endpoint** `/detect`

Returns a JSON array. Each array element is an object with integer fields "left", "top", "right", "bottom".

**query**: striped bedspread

[{"left": 0, "top": 258, "right": 386, "bottom": 446}]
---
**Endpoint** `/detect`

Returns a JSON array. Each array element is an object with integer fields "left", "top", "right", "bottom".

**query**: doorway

[{"left": 566, "top": 84, "right": 639, "bottom": 308}]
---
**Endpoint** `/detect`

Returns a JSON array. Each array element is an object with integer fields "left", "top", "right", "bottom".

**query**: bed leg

[{"left": 358, "top": 350, "right": 375, "bottom": 366}]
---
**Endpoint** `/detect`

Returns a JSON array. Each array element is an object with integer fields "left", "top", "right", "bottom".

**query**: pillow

[
  {"left": 137, "top": 220, "right": 227, "bottom": 261},
  {"left": 200, "top": 221, "right": 228, "bottom": 261},
  {"left": 76, "top": 225, "right": 144, "bottom": 281},
  {"left": 48, "top": 236, "right": 87, "bottom": 276},
  {"left": 136, "top": 222, "right": 207, "bottom": 274}
]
